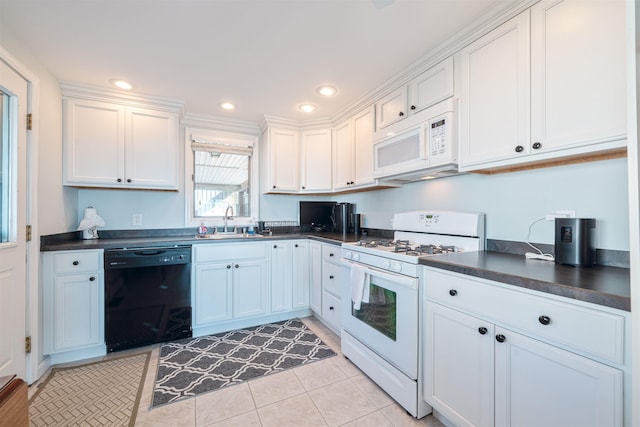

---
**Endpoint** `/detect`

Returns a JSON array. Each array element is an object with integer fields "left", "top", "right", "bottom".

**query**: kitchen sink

[{"left": 195, "top": 233, "right": 264, "bottom": 240}]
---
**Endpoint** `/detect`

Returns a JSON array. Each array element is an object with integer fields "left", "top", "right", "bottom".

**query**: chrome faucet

[{"left": 223, "top": 206, "right": 234, "bottom": 233}]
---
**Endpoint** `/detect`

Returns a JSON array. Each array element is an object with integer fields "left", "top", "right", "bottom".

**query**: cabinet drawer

[
  {"left": 194, "top": 242, "right": 266, "bottom": 263},
  {"left": 54, "top": 251, "right": 100, "bottom": 274},
  {"left": 425, "top": 269, "right": 625, "bottom": 364},
  {"left": 322, "top": 262, "right": 344, "bottom": 297},
  {"left": 322, "top": 244, "right": 341, "bottom": 263},
  {"left": 322, "top": 291, "right": 341, "bottom": 331}
]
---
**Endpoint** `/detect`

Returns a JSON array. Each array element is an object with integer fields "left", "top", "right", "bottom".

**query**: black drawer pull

[
  {"left": 72, "top": 260, "right": 79, "bottom": 266},
  {"left": 235, "top": 264, "right": 239, "bottom": 269},
  {"left": 227, "top": 265, "right": 231, "bottom": 269},
  {"left": 329, "top": 253, "right": 334, "bottom": 257},
  {"left": 449, "top": 289, "right": 457, "bottom": 296},
  {"left": 538, "top": 315, "right": 551, "bottom": 325},
  {"left": 496, "top": 334, "right": 506, "bottom": 343},
  {"left": 515, "top": 145, "right": 524, "bottom": 153},
  {"left": 89, "top": 276, "right": 96, "bottom": 282},
  {"left": 329, "top": 275, "right": 334, "bottom": 279},
  {"left": 478, "top": 327, "right": 488, "bottom": 335},
  {"left": 329, "top": 306, "right": 334, "bottom": 311},
  {"left": 532, "top": 142, "right": 542, "bottom": 150}
]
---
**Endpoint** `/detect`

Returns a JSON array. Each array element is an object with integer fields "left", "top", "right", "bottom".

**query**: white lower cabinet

[
  {"left": 292, "top": 240, "right": 311, "bottom": 309},
  {"left": 320, "top": 243, "right": 347, "bottom": 333},
  {"left": 42, "top": 250, "right": 105, "bottom": 362},
  {"left": 270, "top": 241, "right": 293, "bottom": 313},
  {"left": 423, "top": 268, "right": 627, "bottom": 427},
  {"left": 193, "top": 243, "right": 268, "bottom": 331},
  {"left": 309, "top": 241, "right": 323, "bottom": 314}
]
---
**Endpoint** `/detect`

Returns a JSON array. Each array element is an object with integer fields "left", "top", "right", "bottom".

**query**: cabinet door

[
  {"left": 125, "top": 106, "right": 179, "bottom": 189},
  {"left": 424, "top": 302, "right": 494, "bottom": 427},
  {"left": 333, "top": 120, "right": 354, "bottom": 190},
  {"left": 352, "top": 106, "right": 375, "bottom": 186},
  {"left": 270, "top": 241, "right": 292, "bottom": 313},
  {"left": 458, "top": 11, "right": 531, "bottom": 167},
  {"left": 494, "top": 326, "right": 623, "bottom": 427},
  {"left": 530, "top": 0, "right": 626, "bottom": 152},
  {"left": 375, "top": 87, "right": 407, "bottom": 130},
  {"left": 300, "top": 129, "right": 332, "bottom": 192},
  {"left": 309, "top": 241, "right": 323, "bottom": 314},
  {"left": 409, "top": 56, "right": 454, "bottom": 115},
  {"left": 292, "top": 241, "right": 310, "bottom": 309},
  {"left": 233, "top": 259, "right": 268, "bottom": 319},
  {"left": 63, "top": 98, "right": 125, "bottom": 187},
  {"left": 51, "top": 274, "right": 102, "bottom": 353},
  {"left": 193, "top": 262, "right": 233, "bottom": 326},
  {"left": 268, "top": 128, "right": 299, "bottom": 192}
]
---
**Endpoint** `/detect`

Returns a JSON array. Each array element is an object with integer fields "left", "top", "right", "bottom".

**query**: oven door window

[{"left": 352, "top": 281, "right": 397, "bottom": 341}]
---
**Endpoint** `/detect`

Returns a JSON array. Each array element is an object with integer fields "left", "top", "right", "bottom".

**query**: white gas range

[{"left": 340, "top": 210, "right": 485, "bottom": 419}]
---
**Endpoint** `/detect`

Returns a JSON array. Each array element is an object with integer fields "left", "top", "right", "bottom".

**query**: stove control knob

[
  {"left": 344, "top": 251, "right": 352, "bottom": 259},
  {"left": 353, "top": 253, "right": 360, "bottom": 261},
  {"left": 391, "top": 263, "right": 402, "bottom": 273},
  {"left": 383, "top": 260, "right": 391, "bottom": 269}
]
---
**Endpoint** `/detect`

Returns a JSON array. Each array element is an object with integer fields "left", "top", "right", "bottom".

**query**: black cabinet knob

[
  {"left": 329, "top": 275, "right": 334, "bottom": 279},
  {"left": 301, "top": 186, "right": 306, "bottom": 189},
  {"left": 350, "top": 181, "right": 355, "bottom": 185},
  {"left": 496, "top": 334, "right": 506, "bottom": 343},
  {"left": 410, "top": 105, "right": 416, "bottom": 110},
  {"left": 117, "top": 178, "right": 122, "bottom": 183},
  {"left": 532, "top": 142, "right": 542, "bottom": 150},
  {"left": 295, "top": 244, "right": 299, "bottom": 248},
  {"left": 127, "top": 178, "right": 132, "bottom": 183},
  {"left": 89, "top": 276, "right": 96, "bottom": 281},
  {"left": 538, "top": 315, "right": 551, "bottom": 325},
  {"left": 478, "top": 327, "right": 488, "bottom": 335},
  {"left": 273, "top": 245, "right": 277, "bottom": 248},
  {"left": 329, "top": 306, "right": 334, "bottom": 311},
  {"left": 272, "top": 185, "right": 276, "bottom": 189},
  {"left": 72, "top": 260, "right": 79, "bottom": 266},
  {"left": 398, "top": 111, "right": 404, "bottom": 117},
  {"left": 234, "top": 264, "right": 239, "bottom": 269},
  {"left": 449, "top": 289, "right": 457, "bottom": 296},
  {"left": 329, "top": 253, "right": 334, "bottom": 257},
  {"left": 515, "top": 145, "right": 524, "bottom": 153},
  {"left": 227, "top": 265, "right": 231, "bottom": 269}
]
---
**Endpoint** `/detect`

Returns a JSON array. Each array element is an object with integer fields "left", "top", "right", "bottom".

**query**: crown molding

[{"left": 182, "top": 112, "right": 261, "bottom": 135}]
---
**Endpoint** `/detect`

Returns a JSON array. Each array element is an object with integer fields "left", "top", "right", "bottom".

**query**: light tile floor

[{"left": 31, "top": 316, "right": 446, "bottom": 427}]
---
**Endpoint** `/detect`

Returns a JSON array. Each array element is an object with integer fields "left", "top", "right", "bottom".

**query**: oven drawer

[
  {"left": 54, "top": 251, "right": 101, "bottom": 274},
  {"left": 425, "top": 269, "right": 625, "bottom": 364}
]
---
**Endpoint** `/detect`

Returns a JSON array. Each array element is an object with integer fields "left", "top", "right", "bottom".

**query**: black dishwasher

[{"left": 104, "top": 245, "right": 192, "bottom": 352}]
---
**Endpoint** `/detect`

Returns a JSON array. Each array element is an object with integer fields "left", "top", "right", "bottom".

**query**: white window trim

[{"left": 184, "top": 127, "right": 259, "bottom": 227}]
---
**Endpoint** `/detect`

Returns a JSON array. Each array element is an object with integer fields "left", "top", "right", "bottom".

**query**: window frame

[{"left": 184, "top": 127, "right": 259, "bottom": 228}]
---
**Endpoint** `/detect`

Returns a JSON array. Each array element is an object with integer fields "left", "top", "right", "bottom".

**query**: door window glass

[{"left": 0, "top": 91, "right": 10, "bottom": 243}]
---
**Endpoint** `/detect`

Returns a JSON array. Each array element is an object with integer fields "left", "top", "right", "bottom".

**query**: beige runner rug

[{"left": 29, "top": 351, "right": 150, "bottom": 427}]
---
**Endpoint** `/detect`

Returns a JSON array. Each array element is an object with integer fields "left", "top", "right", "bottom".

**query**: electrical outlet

[{"left": 132, "top": 213, "right": 143, "bottom": 226}]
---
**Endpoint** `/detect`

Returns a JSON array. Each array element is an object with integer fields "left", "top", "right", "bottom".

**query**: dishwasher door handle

[{"left": 133, "top": 249, "right": 166, "bottom": 256}]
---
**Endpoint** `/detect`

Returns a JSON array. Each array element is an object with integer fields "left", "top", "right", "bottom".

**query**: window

[
  {"left": 186, "top": 129, "right": 258, "bottom": 225},
  {"left": 0, "top": 91, "right": 10, "bottom": 242}
]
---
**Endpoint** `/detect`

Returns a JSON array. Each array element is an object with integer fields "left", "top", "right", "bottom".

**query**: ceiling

[{"left": 0, "top": 0, "right": 515, "bottom": 125}]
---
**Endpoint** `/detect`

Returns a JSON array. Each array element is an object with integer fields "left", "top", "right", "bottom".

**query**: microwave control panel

[{"left": 428, "top": 111, "right": 454, "bottom": 164}]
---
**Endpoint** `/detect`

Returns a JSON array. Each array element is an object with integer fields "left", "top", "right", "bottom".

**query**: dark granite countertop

[
  {"left": 420, "top": 251, "right": 630, "bottom": 311},
  {"left": 40, "top": 231, "right": 358, "bottom": 251}
]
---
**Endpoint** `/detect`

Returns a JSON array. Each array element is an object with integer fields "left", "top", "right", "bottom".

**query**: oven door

[{"left": 341, "top": 260, "right": 419, "bottom": 379}]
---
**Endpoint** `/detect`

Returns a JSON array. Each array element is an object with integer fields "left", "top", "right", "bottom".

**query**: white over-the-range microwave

[{"left": 373, "top": 98, "right": 458, "bottom": 182}]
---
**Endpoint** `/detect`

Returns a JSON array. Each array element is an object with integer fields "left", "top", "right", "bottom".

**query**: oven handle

[{"left": 342, "top": 258, "right": 418, "bottom": 290}]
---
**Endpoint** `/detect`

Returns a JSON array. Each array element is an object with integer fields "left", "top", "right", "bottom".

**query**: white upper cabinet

[
  {"left": 334, "top": 106, "right": 377, "bottom": 191},
  {"left": 529, "top": 0, "right": 626, "bottom": 152},
  {"left": 263, "top": 127, "right": 299, "bottom": 193},
  {"left": 408, "top": 56, "right": 454, "bottom": 116},
  {"left": 458, "top": 0, "right": 626, "bottom": 170},
  {"left": 300, "top": 129, "right": 332, "bottom": 192},
  {"left": 375, "top": 87, "right": 408, "bottom": 130},
  {"left": 458, "top": 11, "right": 531, "bottom": 166},
  {"left": 63, "top": 94, "right": 180, "bottom": 190},
  {"left": 376, "top": 57, "right": 454, "bottom": 131}
]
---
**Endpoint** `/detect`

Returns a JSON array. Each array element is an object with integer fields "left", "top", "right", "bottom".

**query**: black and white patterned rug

[{"left": 152, "top": 319, "right": 336, "bottom": 407}]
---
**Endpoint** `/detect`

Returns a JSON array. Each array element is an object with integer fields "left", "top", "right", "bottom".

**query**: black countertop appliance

[
  {"left": 299, "top": 201, "right": 356, "bottom": 234},
  {"left": 334, "top": 202, "right": 356, "bottom": 235}
]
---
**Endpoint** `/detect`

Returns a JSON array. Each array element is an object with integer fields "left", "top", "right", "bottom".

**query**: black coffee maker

[{"left": 333, "top": 203, "right": 356, "bottom": 234}]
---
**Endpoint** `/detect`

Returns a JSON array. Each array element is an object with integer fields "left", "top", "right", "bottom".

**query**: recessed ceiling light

[
  {"left": 221, "top": 102, "right": 235, "bottom": 110},
  {"left": 316, "top": 85, "right": 337, "bottom": 97},
  {"left": 298, "top": 103, "right": 317, "bottom": 113},
  {"left": 110, "top": 79, "right": 134, "bottom": 90}
]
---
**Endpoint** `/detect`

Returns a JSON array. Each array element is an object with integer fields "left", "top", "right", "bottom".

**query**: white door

[{"left": 0, "top": 58, "right": 29, "bottom": 379}]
